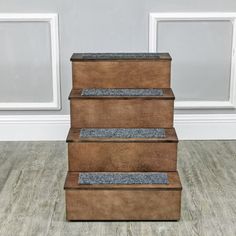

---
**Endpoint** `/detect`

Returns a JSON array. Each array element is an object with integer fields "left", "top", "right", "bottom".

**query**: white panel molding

[
  {"left": 149, "top": 12, "right": 236, "bottom": 109},
  {"left": 0, "top": 114, "right": 236, "bottom": 140},
  {"left": 0, "top": 13, "right": 61, "bottom": 110}
]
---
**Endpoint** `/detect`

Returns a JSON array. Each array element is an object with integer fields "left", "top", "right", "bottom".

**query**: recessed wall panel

[
  {"left": 157, "top": 21, "right": 233, "bottom": 101},
  {"left": 0, "top": 21, "right": 53, "bottom": 103}
]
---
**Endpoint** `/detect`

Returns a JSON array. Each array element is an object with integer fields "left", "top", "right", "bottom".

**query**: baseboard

[
  {"left": 0, "top": 115, "right": 70, "bottom": 141},
  {"left": 174, "top": 114, "right": 236, "bottom": 140},
  {"left": 0, "top": 114, "right": 236, "bottom": 141}
]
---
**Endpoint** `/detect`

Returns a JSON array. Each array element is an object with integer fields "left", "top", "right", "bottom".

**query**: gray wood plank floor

[{"left": 0, "top": 141, "right": 236, "bottom": 236}]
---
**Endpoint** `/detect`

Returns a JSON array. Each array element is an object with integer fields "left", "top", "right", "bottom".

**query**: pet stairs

[{"left": 64, "top": 53, "right": 182, "bottom": 220}]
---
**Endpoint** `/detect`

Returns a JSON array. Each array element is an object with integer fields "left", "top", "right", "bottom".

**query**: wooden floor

[{"left": 0, "top": 141, "right": 236, "bottom": 236}]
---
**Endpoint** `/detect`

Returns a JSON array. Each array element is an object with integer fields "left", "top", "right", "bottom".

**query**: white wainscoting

[
  {"left": 0, "top": 13, "right": 61, "bottom": 110},
  {"left": 0, "top": 114, "right": 236, "bottom": 140},
  {"left": 149, "top": 12, "right": 236, "bottom": 109}
]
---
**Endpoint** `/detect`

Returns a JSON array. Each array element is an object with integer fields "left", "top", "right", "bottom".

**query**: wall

[{"left": 1, "top": 0, "right": 236, "bottom": 140}]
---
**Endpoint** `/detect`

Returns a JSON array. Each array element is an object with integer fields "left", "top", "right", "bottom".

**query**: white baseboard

[
  {"left": 0, "top": 115, "right": 70, "bottom": 141},
  {"left": 174, "top": 114, "right": 236, "bottom": 140},
  {"left": 0, "top": 114, "right": 236, "bottom": 141}
]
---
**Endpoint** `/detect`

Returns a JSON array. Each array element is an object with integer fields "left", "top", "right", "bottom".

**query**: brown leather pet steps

[{"left": 65, "top": 52, "right": 182, "bottom": 221}]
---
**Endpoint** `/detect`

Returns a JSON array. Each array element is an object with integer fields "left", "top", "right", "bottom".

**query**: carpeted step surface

[
  {"left": 71, "top": 52, "right": 170, "bottom": 61},
  {"left": 81, "top": 88, "right": 163, "bottom": 97},
  {"left": 79, "top": 172, "right": 168, "bottom": 185},
  {"left": 80, "top": 128, "right": 165, "bottom": 138}
]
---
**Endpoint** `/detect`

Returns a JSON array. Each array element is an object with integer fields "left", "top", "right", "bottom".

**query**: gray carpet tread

[
  {"left": 64, "top": 172, "right": 182, "bottom": 190},
  {"left": 71, "top": 52, "right": 171, "bottom": 61},
  {"left": 69, "top": 88, "right": 174, "bottom": 99},
  {"left": 81, "top": 88, "right": 164, "bottom": 97},
  {"left": 79, "top": 172, "right": 168, "bottom": 185},
  {"left": 66, "top": 128, "right": 178, "bottom": 143},
  {"left": 80, "top": 128, "right": 166, "bottom": 139}
]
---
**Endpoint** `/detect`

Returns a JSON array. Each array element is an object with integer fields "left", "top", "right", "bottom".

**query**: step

[
  {"left": 69, "top": 88, "right": 174, "bottom": 128},
  {"left": 71, "top": 53, "right": 171, "bottom": 89},
  {"left": 64, "top": 171, "right": 182, "bottom": 221},
  {"left": 67, "top": 128, "right": 178, "bottom": 172}
]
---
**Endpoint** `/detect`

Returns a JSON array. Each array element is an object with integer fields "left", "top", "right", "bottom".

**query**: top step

[
  {"left": 71, "top": 53, "right": 171, "bottom": 89},
  {"left": 71, "top": 53, "right": 171, "bottom": 61}
]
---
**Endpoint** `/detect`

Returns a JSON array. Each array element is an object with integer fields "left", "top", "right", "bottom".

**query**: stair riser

[
  {"left": 66, "top": 189, "right": 181, "bottom": 220},
  {"left": 68, "top": 142, "right": 177, "bottom": 172},
  {"left": 72, "top": 60, "right": 171, "bottom": 88},
  {"left": 70, "top": 99, "right": 174, "bottom": 128}
]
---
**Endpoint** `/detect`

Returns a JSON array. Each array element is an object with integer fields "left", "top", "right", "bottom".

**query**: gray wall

[{"left": 0, "top": 0, "right": 236, "bottom": 115}]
